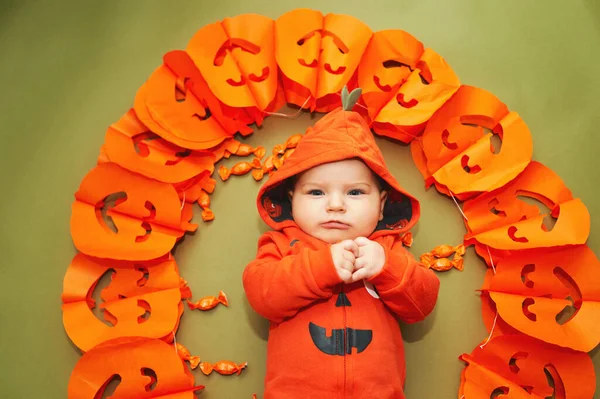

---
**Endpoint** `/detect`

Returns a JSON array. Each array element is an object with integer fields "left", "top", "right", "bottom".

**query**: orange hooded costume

[{"left": 243, "top": 91, "right": 440, "bottom": 399}]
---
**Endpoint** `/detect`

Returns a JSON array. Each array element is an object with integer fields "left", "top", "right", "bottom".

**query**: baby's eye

[
  {"left": 348, "top": 189, "right": 365, "bottom": 196},
  {"left": 308, "top": 189, "right": 324, "bottom": 196}
]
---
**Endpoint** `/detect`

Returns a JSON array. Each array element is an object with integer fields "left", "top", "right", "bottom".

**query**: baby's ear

[
  {"left": 379, "top": 190, "right": 388, "bottom": 220},
  {"left": 287, "top": 190, "right": 294, "bottom": 201}
]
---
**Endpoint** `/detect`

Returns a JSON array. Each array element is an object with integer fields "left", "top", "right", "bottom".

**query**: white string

[
  {"left": 180, "top": 191, "right": 186, "bottom": 210},
  {"left": 449, "top": 191, "right": 469, "bottom": 221},
  {"left": 263, "top": 96, "right": 312, "bottom": 118},
  {"left": 479, "top": 245, "right": 498, "bottom": 349}
]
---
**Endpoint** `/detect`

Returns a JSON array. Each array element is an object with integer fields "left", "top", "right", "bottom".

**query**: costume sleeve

[
  {"left": 242, "top": 232, "right": 342, "bottom": 324},
  {"left": 368, "top": 237, "right": 440, "bottom": 323}
]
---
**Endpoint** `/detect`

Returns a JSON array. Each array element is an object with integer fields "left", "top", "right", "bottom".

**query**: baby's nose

[{"left": 326, "top": 194, "right": 346, "bottom": 212}]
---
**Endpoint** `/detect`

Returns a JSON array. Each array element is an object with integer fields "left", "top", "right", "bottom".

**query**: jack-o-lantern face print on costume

[
  {"left": 68, "top": 337, "right": 203, "bottom": 398},
  {"left": 186, "top": 14, "right": 280, "bottom": 113},
  {"left": 275, "top": 9, "right": 372, "bottom": 111},
  {"left": 62, "top": 254, "right": 189, "bottom": 352}
]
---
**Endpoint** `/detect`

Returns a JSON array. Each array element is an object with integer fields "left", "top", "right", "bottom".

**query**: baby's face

[{"left": 288, "top": 159, "right": 387, "bottom": 244}]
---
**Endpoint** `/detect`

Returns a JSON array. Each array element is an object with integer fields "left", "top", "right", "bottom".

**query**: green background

[{"left": 1, "top": 0, "right": 599, "bottom": 397}]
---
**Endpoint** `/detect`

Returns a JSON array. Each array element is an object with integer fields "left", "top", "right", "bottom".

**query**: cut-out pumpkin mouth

[
  {"left": 396, "top": 92, "right": 418, "bottom": 108},
  {"left": 308, "top": 322, "right": 372, "bottom": 356},
  {"left": 298, "top": 58, "right": 318, "bottom": 68}
]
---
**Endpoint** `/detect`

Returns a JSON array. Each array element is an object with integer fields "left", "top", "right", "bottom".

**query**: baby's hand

[
  {"left": 351, "top": 237, "right": 386, "bottom": 282},
  {"left": 330, "top": 239, "right": 359, "bottom": 284}
]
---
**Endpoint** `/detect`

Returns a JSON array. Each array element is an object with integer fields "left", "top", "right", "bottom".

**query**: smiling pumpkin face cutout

[
  {"left": 481, "top": 246, "right": 600, "bottom": 352},
  {"left": 68, "top": 337, "right": 203, "bottom": 398},
  {"left": 463, "top": 161, "right": 590, "bottom": 256},
  {"left": 459, "top": 334, "right": 596, "bottom": 399},
  {"left": 62, "top": 254, "right": 190, "bottom": 353},
  {"left": 372, "top": 48, "right": 460, "bottom": 143},
  {"left": 275, "top": 9, "right": 372, "bottom": 112},
  {"left": 102, "top": 109, "right": 215, "bottom": 184},
  {"left": 186, "top": 14, "right": 284, "bottom": 124},
  {"left": 357, "top": 29, "right": 424, "bottom": 121}
]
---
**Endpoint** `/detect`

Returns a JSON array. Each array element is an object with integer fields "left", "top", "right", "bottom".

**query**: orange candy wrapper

[
  {"left": 68, "top": 337, "right": 203, "bottom": 398},
  {"left": 197, "top": 190, "right": 214, "bottom": 222},
  {"left": 275, "top": 9, "right": 372, "bottom": 112},
  {"left": 187, "top": 290, "right": 229, "bottom": 311},
  {"left": 70, "top": 162, "right": 188, "bottom": 261},
  {"left": 482, "top": 246, "right": 600, "bottom": 352},
  {"left": 176, "top": 343, "right": 201, "bottom": 370},
  {"left": 420, "top": 244, "right": 465, "bottom": 272},
  {"left": 219, "top": 158, "right": 262, "bottom": 181},
  {"left": 273, "top": 133, "right": 303, "bottom": 155},
  {"left": 459, "top": 334, "right": 595, "bottom": 399},
  {"left": 200, "top": 360, "right": 247, "bottom": 376},
  {"left": 62, "top": 254, "right": 189, "bottom": 352}
]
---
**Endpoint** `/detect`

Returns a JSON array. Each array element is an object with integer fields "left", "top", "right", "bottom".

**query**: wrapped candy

[
  {"left": 200, "top": 360, "right": 247, "bottom": 376},
  {"left": 218, "top": 158, "right": 262, "bottom": 181},
  {"left": 197, "top": 190, "right": 214, "bottom": 222},
  {"left": 399, "top": 232, "right": 413, "bottom": 247},
  {"left": 176, "top": 343, "right": 201, "bottom": 370},
  {"left": 187, "top": 290, "right": 229, "bottom": 311},
  {"left": 273, "top": 133, "right": 303, "bottom": 155},
  {"left": 232, "top": 143, "right": 266, "bottom": 159},
  {"left": 420, "top": 244, "right": 465, "bottom": 272}
]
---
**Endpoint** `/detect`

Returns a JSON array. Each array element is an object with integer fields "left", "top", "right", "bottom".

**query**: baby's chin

[{"left": 313, "top": 228, "right": 369, "bottom": 244}]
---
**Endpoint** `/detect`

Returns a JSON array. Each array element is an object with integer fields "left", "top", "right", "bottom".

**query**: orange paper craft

[
  {"left": 62, "top": 253, "right": 188, "bottom": 352},
  {"left": 102, "top": 108, "right": 216, "bottom": 183},
  {"left": 464, "top": 161, "right": 590, "bottom": 252},
  {"left": 275, "top": 9, "right": 372, "bottom": 112},
  {"left": 482, "top": 246, "right": 600, "bottom": 352},
  {"left": 68, "top": 337, "right": 203, "bottom": 398},
  {"left": 459, "top": 334, "right": 595, "bottom": 399},
  {"left": 372, "top": 48, "right": 460, "bottom": 143},
  {"left": 186, "top": 14, "right": 284, "bottom": 123},
  {"left": 355, "top": 29, "right": 424, "bottom": 122},
  {"left": 70, "top": 162, "right": 186, "bottom": 260}
]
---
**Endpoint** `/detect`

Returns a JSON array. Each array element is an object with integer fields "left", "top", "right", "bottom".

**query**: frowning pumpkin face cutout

[
  {"left": 372, "top": 48, "right": 460, "bottom": 143},
  {"left": 103, "top": 109, "right": 215, "bottom": 184},
  {"left": 62, "top": 254, "right": 189, "bottom": 352},
  {"left": 464, "top": 161, "right": 590, "bottom": 251},
  {"left": 186, "top": 13, "right": 281, "bottom": 118},
  {"left": 68, "top": 337, "right": 203, "bottom": 398},
  {"left": 70, "top": 162, "right": 188, "bottom": 260},
  {"left": 459, "top": 334, "right": 595, "bottom": 399},
  {"left": 482, "top": 246, "right": 600, "bottom": 352},
  {"left": 357, "top": 29, "right": 424, "bottom": 120},
  {"left": 276, "top": 9, "right": 372, "bottom": 112}
]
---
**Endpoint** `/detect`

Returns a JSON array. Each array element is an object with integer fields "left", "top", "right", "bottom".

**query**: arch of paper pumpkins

[{"left": 62, "top": 8, "right": 598, "bottom": 399}]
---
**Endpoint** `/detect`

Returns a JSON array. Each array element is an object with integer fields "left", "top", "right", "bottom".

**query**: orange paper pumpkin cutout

[
  {"left": 103, "top": 109, "right": 215, "bottom": 183},
  {"left": 70, "top": 162, "right": 185, "bottom": 260},
  {"left": 187, "top": 13, "right": 283, "bottom": 122},
  {"left": 464, "top": 161, "right": 590, "bottom": 251},
  {"left": 459, "top": 334, "right": 595, "bottom": 399},
  {"left": 134, "top": 50, "right": 252, "bottom": 150},
  {"left": 356, "top": 29, "right": 424, "bottom": 120},
  {"left": 62, "top": 253, "right": 188, "bottom": 352},
  {"left": 482, "top": 246, "right": 600, "bottom": 352},
  {"left": 275, "top": 9, "right": 372, "bottom": 112},
  {"left": 411, "top": 85, "right": 509, "bottom": 182},
  {"left": 372, "top": 48, "right": 460, "bottom": 143},
  {"left": 68, "top": 337, "right": 203, "bottom": 398}
]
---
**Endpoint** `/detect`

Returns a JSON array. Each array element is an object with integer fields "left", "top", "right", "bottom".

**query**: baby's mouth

[{"left": 321, "top": 221, "right": 350, "bottom": 230}]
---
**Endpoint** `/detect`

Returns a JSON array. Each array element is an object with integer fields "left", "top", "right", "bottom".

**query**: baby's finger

[
  {"left": 338, "top": 269, "right": 352, "bottom": 283},
  {"left": 341, "top": 239, "right": 359, "bottom": 257},
  {"left": 354, "top": 237, "right": 370, "bottom": 247},
  {"left": 351, "top": 268, "right": 370, "bottom": 282},
  {"left": 341, "top": 259, "right": 355, "bottom": 272},
  {"left": 353, "top": 257, "right": 366, "bottom": 270},
  {"left": 342, "top": 250, "right": 355, "bottom": 264}
]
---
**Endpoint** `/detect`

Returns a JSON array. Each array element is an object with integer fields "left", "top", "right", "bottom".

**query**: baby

[{"left": 243, "top": 93, "right": 440, "bottom": 399}]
